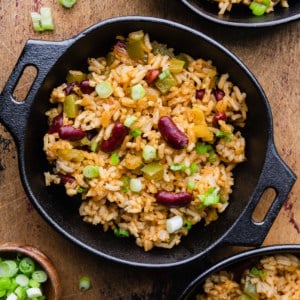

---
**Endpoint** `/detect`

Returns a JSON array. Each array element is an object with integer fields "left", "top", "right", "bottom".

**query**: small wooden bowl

[{"left": 0, "top": 243, "right": 61, "bottom": 299}]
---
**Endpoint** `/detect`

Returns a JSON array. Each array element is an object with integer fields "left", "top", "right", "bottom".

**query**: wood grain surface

[{"left": 0, "top": 1, "right": 299, "bottom": 299}]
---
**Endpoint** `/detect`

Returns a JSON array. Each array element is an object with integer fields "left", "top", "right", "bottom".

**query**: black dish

[
  {"left": 0, "top": 16, "right": 296, "bottom": 268},
  {"left": 181, "top": 0, "right": 300, "bottom": 27},
  {"left": 179, "top": 244, "right": 300, "bottom": 299}
]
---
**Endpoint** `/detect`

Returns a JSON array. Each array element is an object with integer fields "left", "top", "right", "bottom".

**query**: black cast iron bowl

[
  {"left": 0, "top": 16, "right": 296, "bottom": 268},
  {"left": 179, "top": 244, "right": 300, "bottom": 299},
  {"left": 180, "top": 0, "right": 300, "bottom": 27}
]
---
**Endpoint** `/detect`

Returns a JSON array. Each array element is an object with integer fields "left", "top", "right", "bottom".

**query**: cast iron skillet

[
  {"left": 179, "top": 244, "right": 300, "bottom": 299},
  {"left": 181, "top": 0, "right": 300, "bottom": 27},
  {"left": 0, "top": 16, "right": 296, "bottom": 268}
]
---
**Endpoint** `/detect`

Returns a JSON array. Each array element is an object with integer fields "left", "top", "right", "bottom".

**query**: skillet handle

[
  {"left": 223, "top": 142, "right": 296, "bottom": 246},
  {"left": 0, "top": 39, "right": 69, "bottom": 144}
]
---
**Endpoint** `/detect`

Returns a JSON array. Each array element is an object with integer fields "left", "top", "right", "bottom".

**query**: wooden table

[{"left": 0, "top": 1, "right": 299, "bottom": 299}]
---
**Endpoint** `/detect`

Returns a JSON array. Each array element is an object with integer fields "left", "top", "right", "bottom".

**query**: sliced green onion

[
  {"left": 0, "top": 277, "right": 11, "bottom": 289},
  {"left": 183, "top": 218, "right": 192, "bottom": 230},
  {"left": 114, "top": 228, "right": 130, "bottom": 238},
  {"left": 19, "top": 258, "right": 35, "bottom": 275},
  {"left": 15, "top": 274, "right": 29, "bottom": 287},
  {"left": 130, "top": 128, "right": 142, "bottom": 138},
  {"left": 26, "top": 287, "right": 42, "bottom": 298},
  {"left": 198, "top": 187, "right": 220, "bottom": 207},
  {"left": 30, "top": 12, "right": 43, "bottom": 32},
  {"left": 130, "top": 84, "right": 146, "bottom": 100},
  {"left": 187, "top": 180, "right": 195, "bottom": 191},
  {"left": 32, "top": 271, "right": 48, "bottom": 283},
  {"left": 40, "top": 7, "right": 54, "bottom": 31},
  {"left": 195, "top": 142, "right": 209, "bottom": 154},
  {"left": 189, "top": 162, "right": 199, "bottom": 175},
  {"left": 166, "top": 215, "right": 183, "bottom": 233},
  {"left": 14, "top": 286, "right": 26, "bottom": 300},
  {"left": 170, "top": 164, "right": 187, "bottom": 172},
  {"left": 0, "top": 261, "right": 18, "bottom": 278},
  {"left": 215, "top": 130, "right": 232, "bottom": 141},
  {"left": 83, "top": 165, "right": 99, "bottom": 179},
  {"left": 124, "top": 116, "right": 137, "bottom": 128},
  {"left": 110, "top": 153, "right": 120, "bottom": 166},
  {"left": 77, "top": 187, "right": 88, "bottom": 194},
  {"left": 250, "top": 1, "right": 267, "bottom": 16},
  {"left": 129, "top": 178, "right": 142, "bottom": 193},
  {"left": 142, "top": 145, "right": 157, "bottom": 161},
  {"left": 58, "top": 0, "right": 77, "bottom": 8},
  {"left": 28, "top": 278, "right": 40, "bottom": 288},
  {"left": 250, "top": 267, "right": 267, "bottom": 279},
  {"left": 95, "top": 82, "right": 113, "bottom": 98},
  {"left": 7, "top": 293, "right": 18, "bottom": 300},
  {"left": 79, "top": 276, "right": 91, "bottom": 291}
]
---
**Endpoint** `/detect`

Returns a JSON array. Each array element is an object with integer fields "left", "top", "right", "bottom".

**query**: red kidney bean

[
  {"left": 59, "top": 174, "right": 75, "bottom": 185},
  {"left": 48, "top": 114, "right": 63, "bottom": 134},
  {"left": 64, "top": 82, "right": 76, "bottom": 95},
  {"left": 79, "top": 80, "right": 95, "bottom": 94},
  {"left": 59, "top": 125, "right": 86, "bottom": 141},
  {"left": 212, "top": 112, "right": 227, "bottom": 127},
  {"left": 100, "top": 123, "right": 129, "bottom": 153},
  {"left": 195, "top": 89, "right": 205, "bottom": 100},
  {"left": 213, "top": 88, "right": 225, "bottom": 101},
  {"left": 156, "top": 191, "right": 193, "bottom": 207},
  {"left": 158, "top": 116, "right": 188, "bottom": 149},
  {"left": 144, "top": 69, "right": 160, "bottom": 84}
]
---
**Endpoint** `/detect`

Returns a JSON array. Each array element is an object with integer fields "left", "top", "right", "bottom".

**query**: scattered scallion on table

[
  {"left": 58, "top": 0, "right": 77, "bottom": 9},
  {"left": 79, "top": 276, "right": 91, "bottom": 291},
  {"left": 31, "top": 7, "right": 54, "bottom": 32}
]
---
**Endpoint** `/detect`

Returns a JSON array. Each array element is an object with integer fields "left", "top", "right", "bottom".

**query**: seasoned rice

[
  {"left": 212, "top": 0, "right": 289, "bottom": 15},
  {"left": 43, "top": 31, "right": 247, "bottom": 251},
  {"left": 196, "top": 254, "right": 300, "bottom": 299}
]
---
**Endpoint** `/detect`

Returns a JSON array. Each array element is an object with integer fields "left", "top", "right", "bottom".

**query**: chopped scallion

[
  {"left": 58, "top": 0, "right": 77, "bottom": 8},
  {"left": 215, "top": 130, "right": 232, "bottom": 141},
  {"left": 15, "top": 274, "right": 29, "bottom": 287},
  {"left": 183, "top": 218, "right": 192, "bottom": 230},
  {"left": 166, "top": 215, "right": 183, "bottom": 233},
  {"left": 130, "top": 128, "right": 142, "bottom": 138},
  {"left": 90, "top": 141, "right": 99, "bottom": 152},
  {"left": 30, "top": 7, "right": 54, "bottom": 32},
  {"left": 189, "top": 162, "right": 199, "bottom": 175},
  {"left": 249, "top": 1, "right": 267, "bottom": 16},
  {"left": 95, "top": 82, "right": 113, "bottom": 98},
  {"left": 32, "top": 271, "right": 48, "bottom": 283},
  {"left": 124, "top": 116, "right": 138, "bottom": 128},
  {"left": 19, "top": 258, "right": 35, "bottom": 276},
  {"left": 110, "top": 153, "right": 120, "bottom": 166},
  {"left": 79, "top": 276, "right": 91, "bottom": 291},
  {"left": 83, "top": 165, "right": 100, "bottom": 179},
  {"left": 142, "top": 145, "right": 157, "bottom": 161},
  {"left": 121, "top": 176, "right": 130, "bottom": 192},
  {"left": 187, "top": 180, "right": 195, "bottom": 191},
  {"left": 170, "top": 164, "right": 187, "bottom": 172},
  {"left": 26, "top": 287, "right": 42, "bottom": 298},
  {"left": 130, "top": 178, "right": 142, "bottom": 193},
  {"left": 114, "top": 228, "right": 130, "bottom": 238},
  {"left": 130, "top": 84, "right": 146, "bottom": 100},
  {"left": 198, "top": 187, "right": 220, "bottom": 208}
]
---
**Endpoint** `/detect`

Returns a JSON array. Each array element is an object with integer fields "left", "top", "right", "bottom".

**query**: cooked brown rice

[
  {"left": 43, "top": 31, "right": 247, "bottom": 251},
  {"left": 213, "top": 0, "right": 289, "bottom": 15},
  {"left": 196, "top": 254, "right": 300, "bottom": 299}
]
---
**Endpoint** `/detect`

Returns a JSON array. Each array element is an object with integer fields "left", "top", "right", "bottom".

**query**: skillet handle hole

[
  {"left": 12, "top": 65, "right": 38, "bottom": 102},
  {"left": 252, "top": 188, "right": 277, "bottom": 223}
]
